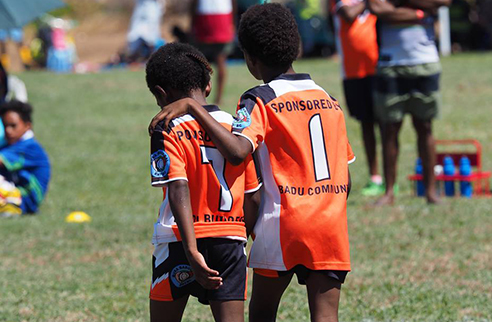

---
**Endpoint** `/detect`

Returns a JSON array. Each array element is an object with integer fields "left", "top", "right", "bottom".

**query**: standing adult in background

[
  {"left": 191, "top": 0, "right": 236, "bottom": 105},
  {"left": 331, "top": 0, "right": 383, "bottom": 196},
  {"left": 127, "top": 0, "right": 164, "bottom": 63},
  {"left": 368, "top": 0, "right": 451, "bottom": 205}
]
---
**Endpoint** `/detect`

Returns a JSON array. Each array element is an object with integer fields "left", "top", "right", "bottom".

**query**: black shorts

[
  {"left": 254, "top": 265, "right": 348, "bottom": 285},
  {"left": 343, "top": 76, "right": 375, "bottom": 122},
  {"left": 150, "top": 238, "right": 247, "bottom": 304},
  {"left": 195, "top": 42, "right": 234, "bottom": 64}
]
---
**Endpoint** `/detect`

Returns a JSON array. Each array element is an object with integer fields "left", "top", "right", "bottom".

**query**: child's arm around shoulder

[
  {"left": 149, "top": 97, "right": 253, "bottom": 165},
  {"left": 167, "top": 180, "right": 223, "bottom": 290}
]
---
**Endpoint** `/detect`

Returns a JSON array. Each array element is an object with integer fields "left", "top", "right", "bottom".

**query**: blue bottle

[
  {"left": 415, "top": 158, "right": 425, "bottom": 196},
  {"left": 443, "top": 156, "right": 456, "bottom": 197},
  {"left": 459, "top": 156, "right": 473, "bottom": 198}
]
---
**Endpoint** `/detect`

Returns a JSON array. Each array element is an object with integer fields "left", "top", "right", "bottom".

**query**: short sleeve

[
  {"left": 150, "top": 125, "right": 188, "bottom": 187},
  {"left": 243, "top": 154, "right": 262, "bottom": 193},
  {"left": 347, "top": 141, "right": 356, "bottom": 164},
  {"left": 232, "top": 92, "right": 268, "bottom": 152}
]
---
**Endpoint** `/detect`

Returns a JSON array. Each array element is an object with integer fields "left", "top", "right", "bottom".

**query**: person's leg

[
  {"left": 361, "top": 120, "right": 379, "bottom": 178},
  {"left": 214, "top": 52, "right": 227, "bottom": 105},
  {"left": 210, "top": 300, "right": 245, "bottom": 322},
  {"left": 305, "top": 272, "right": 342, "bottom": 322},
  {"left": 376, "top": 121, "right": 403, "bottom": 205},
  {"left": 150, "top": 296, "right": 189, "bottom": 322},
  {"left": 249, "top": 272, "right": 293, "bottom": 322},
  {"left": 412, "top": 117, "right": 440, "bottom": 204}
]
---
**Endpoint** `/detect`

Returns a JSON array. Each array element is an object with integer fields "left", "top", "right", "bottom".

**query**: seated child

[
  {"left": 146, "top": 43, "right": 261, "bottom": 322},
  {"left": 0, "top": 100, "right": 51, "bottom": 217},
  {"left": 149, "top": 4, "right": 355, "bottom": 322}
]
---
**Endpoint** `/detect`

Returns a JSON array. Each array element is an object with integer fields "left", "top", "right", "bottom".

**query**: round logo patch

[
  {"left": 151, "top": 150, "right": 170, "bottom": 178},
  {"left": 171, "top": 265, "right": 195, "bottom": 288}
]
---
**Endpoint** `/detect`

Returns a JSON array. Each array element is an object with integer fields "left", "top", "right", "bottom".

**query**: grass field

[{"left": 1, "top": 53, "right": 491, "bottom": 322}]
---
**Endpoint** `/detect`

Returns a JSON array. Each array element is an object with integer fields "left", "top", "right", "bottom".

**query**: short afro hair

[
  {"left": 0, "top": 100, "right": 33, "bottom": 123},
  {"left": 238, "top": 3, "right": 300, "bottom": 68},
  {"left": 146, "top": 43, "right": 213, "bottom": 95}
]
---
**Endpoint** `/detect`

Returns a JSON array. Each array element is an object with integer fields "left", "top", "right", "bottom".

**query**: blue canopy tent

[{"left": 0, "top": 0, "right": 65, "bottom": 29}]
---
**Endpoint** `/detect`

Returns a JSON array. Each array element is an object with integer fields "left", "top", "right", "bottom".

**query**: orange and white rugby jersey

[
  {"left": 232, "top": 74, "right": 355, "bottom": 271},
  {"left": 331, "top": 0, "right": 378, "bottom": 79},
  {"left": 150, "top": 105, "right": 261, "bottom": 245}
]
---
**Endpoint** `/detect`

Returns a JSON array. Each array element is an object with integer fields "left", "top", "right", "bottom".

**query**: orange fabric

[
  {"left": 149, "top": 276, "right": 173, "bottom": 301},
  {"left": 332, "top": 0, "right": 378, "bottom": 79},
  {"left": 253, "top": 268, "right": 280, "bottom": 278}
]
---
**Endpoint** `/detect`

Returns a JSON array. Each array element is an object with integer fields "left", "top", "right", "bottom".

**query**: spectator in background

[
  {"left": 191, "top": 0, "right": 236, "bottom": 105},
  {"left": 331, "top": 0, "right": 383, "bottom": 196},
  {"left": 0, "top": 101, "right": 51, "bottom": 217},
  {"left": 368, "top": 0, "right": 451, "bottom": 205},
  {"left": 0, "top": 28, "right": 24, "bottom": 70},
  {"left": 0, "top": 60, "right": 28, "bottom": 146},
  {"left": 127, "top": 0, "right": 165, "bottom": 63}
]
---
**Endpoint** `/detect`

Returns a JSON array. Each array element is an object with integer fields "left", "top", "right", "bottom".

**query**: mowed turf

[{"left": 1, "top": 53, "right": 491, "bottom": 322}]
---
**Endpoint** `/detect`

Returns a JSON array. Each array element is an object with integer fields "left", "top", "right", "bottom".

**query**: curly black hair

[
  {"left": 0, "top": 100, "right": 33, "bottom": 123},
  {"left": 146, "top": 43, "right": 213, "bottom": 95},
  {"left": 238, "top": 3, "right": 300, "bottom": 68}
]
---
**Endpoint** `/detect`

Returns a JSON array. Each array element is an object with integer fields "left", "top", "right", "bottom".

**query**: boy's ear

[
  {"left": 205, "top": 81, "right": 212, "bottom": 97},
  {"left": 153, "top": 85, "right": 168, "bottom": 107}
]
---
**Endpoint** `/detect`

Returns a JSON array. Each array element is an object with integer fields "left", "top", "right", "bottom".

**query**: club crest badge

[
  {"left": 232, "top": 107, "right": 252, "bottom": 130},
  {"left": 151, "top": 150, "right": 170, "bottom": 178},
  {"left": 171, "top": 265, "right": 195, "bottom": 287}
]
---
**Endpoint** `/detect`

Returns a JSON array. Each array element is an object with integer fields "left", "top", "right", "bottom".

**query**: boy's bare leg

[
  {"left": 210, "top": 300, "right": 245, "bottom": 322},
  {"left": 412, "top": 117, "right": 440, "bottom": 204},
  {"left": 361, "top": 121, "right": 379, "bottom": 177},
  {"left": 376, "top": 121, "right": 403, "bottom": 206},
  {"left": 150, "top": 297, "right": 188, "bottom": 322},
  {"left": 214, "top": 53, "right": 227, "bottom": 105},
  {"left": 249, "top": 272, "right": 293, "bottom": 322},
  {"left": 305, "top": 272, "right": 342, "bottom": 322}
]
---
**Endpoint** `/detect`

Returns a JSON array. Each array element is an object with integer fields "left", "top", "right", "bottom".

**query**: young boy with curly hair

[
  {"left": 149, "top": 4, "right": 355, "bottom": 321},
  {"left": 0, "top": 101, "right": 50, "bottom": 217},
  {"left": 146, "top": 42, "right": 261, "bottom": 322}
]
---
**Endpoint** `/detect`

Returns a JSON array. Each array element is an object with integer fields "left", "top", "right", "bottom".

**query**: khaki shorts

[{"left": 374, "top": 62, "right": 441, "bottom": 123}]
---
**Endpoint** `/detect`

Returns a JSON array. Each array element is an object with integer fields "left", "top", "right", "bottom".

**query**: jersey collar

[
  {"left": 202, "top": 105, "right": 220, "bottom": 112},
  {"left": 272, "top": 73, "right": 312, "bottom": 82}
]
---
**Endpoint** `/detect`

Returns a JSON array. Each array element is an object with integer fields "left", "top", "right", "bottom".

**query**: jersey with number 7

[
  {"left": 232, "top": 73, "right": 355, "bottom": 272},
  {"left": 150, "top": 105, "right": 261, "bottom": 245}
]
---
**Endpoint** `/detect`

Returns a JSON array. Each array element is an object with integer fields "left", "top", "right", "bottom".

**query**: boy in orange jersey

[
  {"left": 146, "top": 43, "right": 261, "bottom": 322},
  {"left": 331, "top": 0, "right": 384, "bottom": 196},
  {"left": 149, "top": 4, "right": 355, "bottom": 321}
]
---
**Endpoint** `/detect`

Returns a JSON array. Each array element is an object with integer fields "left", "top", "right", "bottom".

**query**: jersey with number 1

[
  {"left": 150, "top": 105, "right": 261, "bottom": 245},
  {"left": 232, "top": 74, "right": 355, "bottom": 271}
]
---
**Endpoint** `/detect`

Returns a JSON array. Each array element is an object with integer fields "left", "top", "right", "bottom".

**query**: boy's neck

[
  {"left": 187, "top": 89, "right": 208, "bottom": 106},
  {"left": 261, "top": 65, "right": 295, "bottom": 84}
]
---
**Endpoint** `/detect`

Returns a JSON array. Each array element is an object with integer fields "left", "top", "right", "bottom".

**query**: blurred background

[{"left": 1, "top": 0, "right": 491, "bottom": 73}]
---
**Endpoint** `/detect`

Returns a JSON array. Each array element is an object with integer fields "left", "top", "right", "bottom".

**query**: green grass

[{"left": 1, "top": 53, "right": 491, "bottom": 321}]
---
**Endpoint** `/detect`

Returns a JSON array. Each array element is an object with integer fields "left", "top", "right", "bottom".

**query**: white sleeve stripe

[
  {"left": 245, "top": 183, "right": 262, "bottom": 194},
  {"left": 210, "top": 111, "right": 234, "bottom": 124},
  {"left": 151, "top": 177, "right": 188, "bottom": 187},
  {"left": 348, "top": 156, "right": 356, "bottom": 164},
  {"left": 232, "top": 132, "right": 256, "bottom": 153}
]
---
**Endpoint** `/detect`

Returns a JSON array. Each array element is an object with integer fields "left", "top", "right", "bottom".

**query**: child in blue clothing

[{"left": 0, "top": 100, "right": 51, "bottom": 217}]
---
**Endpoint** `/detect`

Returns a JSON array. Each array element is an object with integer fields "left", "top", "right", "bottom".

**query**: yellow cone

[{"left": 66, "top": 211, "right": 92, "bottom": 223}]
